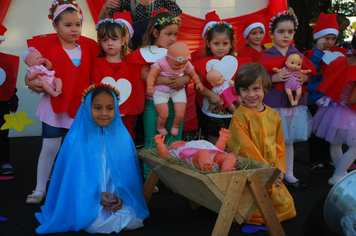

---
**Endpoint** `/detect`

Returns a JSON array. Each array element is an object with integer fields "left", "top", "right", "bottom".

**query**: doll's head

[
  {"left": 166, "top": 42, "right": 190, "bottom": 70},
  {"left": 23, "top": 47, "right": 44, "bottom": 66},
  {"left": 206, "top": 65, "right": 225, "bottom": 87},
  {"left": 285, "top": 54, "right": 302, "bottom": 71}
]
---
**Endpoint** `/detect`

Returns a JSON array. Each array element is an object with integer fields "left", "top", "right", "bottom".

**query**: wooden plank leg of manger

[
  {"left": 142, "top": 170, "right": 159, "bottom": 204},
  {"left": 247, "top": 173, "right": 286, "bottom": 236},
  {"left": 211, "top": 173, "right": 247, "bottom": 236}
]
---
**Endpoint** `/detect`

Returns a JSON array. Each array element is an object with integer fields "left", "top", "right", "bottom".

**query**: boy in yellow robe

[{"left": 227, "top": 63, "right": 296, "bottom": 225}]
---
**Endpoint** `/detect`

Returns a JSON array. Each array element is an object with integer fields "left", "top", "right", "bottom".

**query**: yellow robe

[{"left": 227, "top": 105, "right": 296, "bottom": 225}]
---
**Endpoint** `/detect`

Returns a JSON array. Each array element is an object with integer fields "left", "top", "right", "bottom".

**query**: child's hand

[
  {"left": 274, "top": 171, "right": 284, "bottom": 187},
  {"left": 209, "top": 92, "right": 224, "bottom": 107},
  {"left": 294, "top": 71, "right": 308, "bottom": 84},
  {"left": 195, "top": 82, "right": 204, "bottom": 92},
  {"left": 316, "top": 38, "right": 326, "bottom": 51},
  {"left": 147, "top": 86, "right": 155, "bottom": 95},
  {"left": 101, "top": 192, "right": 121, "bottom": 214},
  {"left": 272, "top": 70, "right": 291, "bottom": 83},
  {"left": 111, "top": 192, "right": 123, "bottom": 213},
  {"left": 167, "top": 75, "right": 190, "bottom": 90}
]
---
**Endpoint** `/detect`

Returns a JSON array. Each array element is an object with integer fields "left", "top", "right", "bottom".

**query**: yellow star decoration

[
  {"left": 264, "top": 39, "right": 275, "bottom": 49},
  {"left": 1, "top": 111, "right": 35, "bottom": 132}
]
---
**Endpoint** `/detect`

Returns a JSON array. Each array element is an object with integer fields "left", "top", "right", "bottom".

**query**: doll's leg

[
  {"left": 192, "top": 149, "right": 214, "bottom": 171},
  {"left": 215, "top": 128, "right": 229, "bottom": 151},
  {"left": 228, "top": 103, "right": 236, "bottom": 112},
  {"left": 285, "top": 88, "right": 296, "bottom": 106},
  {"left": 213, "top": 153, "right": 236, "bottom": 172},
  {"left": 39, "top": 81, "right": 61, "bottom": 97},
  {"left": 154, "top": 134, "right": 170, "bottom": 159},
  {"left": 294, "top": 87, "right": 302, "bottom": 106},
  {"left": 53, "top": 78, "right": 63, "bottom": 93},
  {"left": 171, "top": 102, "right": 186, "bottom": 136},
  {"left": 155, "top": 103, "right": 169, "bottom": 136}
]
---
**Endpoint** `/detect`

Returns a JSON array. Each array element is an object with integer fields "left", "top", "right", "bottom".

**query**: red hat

[
  {"left": 152, "top": 8, "right": 168, "bottom": 17},
  {"left": 202, "top": 11, "right": 221, "bottom": 39},
  {"left": 243, "top": 16, "right": 265, "bottom": 39},
  {"left": 113, "top": 11, "right": 134, "bottom": 39},
  {"left": 313, "top": 13, "right": 339, "bottom": 40},
  {"left": 0, "top": 23, "right": 7, "bottom": 42}
]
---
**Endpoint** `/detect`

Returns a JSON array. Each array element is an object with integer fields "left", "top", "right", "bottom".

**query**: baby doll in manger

[
  {"left": 154, "top": 128, "right": 237, "bottom": 172},
  {"left": 146, "top": 42, "right": 204, "bottom": 136},
  {"left": 23, "top": 47, "right": 63, "bottom": 97},
  {"left": 206, "top": 65, "right": 241, "bottom": 112},
  {"left": 273, "top": 54, "right": 311, "bottom": 106}
]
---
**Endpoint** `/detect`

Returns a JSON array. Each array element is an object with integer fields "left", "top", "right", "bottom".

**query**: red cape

[
  {"left": 237, "top": 46, "right": 266, "bottom": 63},
  {"left": 91, "top": 57, "right": 145, "bottom": 115},
  {"left": 27, "top": 34, "right": 100, "bottom": 118},
  {"left": 317, "top": 57, "right": 356, "bottom": 110},
  {"left": 259, "top": 55, "right": 317, "bottom": 92},
  {"left": 0, "top": 52, "right": 19, "bottom": 101},
  {"left": 303, "top": 46, "right": 348, "bottom": 75}
]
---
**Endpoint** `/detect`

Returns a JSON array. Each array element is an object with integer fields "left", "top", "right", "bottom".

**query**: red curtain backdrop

[{"left": 0, "top": 0, "right": 11, "bottom": 24}]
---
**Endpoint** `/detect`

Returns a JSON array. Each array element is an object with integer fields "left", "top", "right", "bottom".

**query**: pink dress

[
  {"left": 212, "top": 80, "right": 240, "bottom": 110},
  {"left": 282, "top": 67, "right": 302, "bottom": 91},
  {"left": 28, "top": 65, "right": 56, "bottom": 89}
]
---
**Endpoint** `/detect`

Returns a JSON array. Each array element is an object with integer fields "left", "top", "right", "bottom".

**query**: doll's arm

[
  {"left": 187, "top": 69, "right": 204, "bottom": 91},
  {"left": 227, "top": 79, "right": 234, "bottom": 87},
  {"left": 43, "top": 58, "right": 52, "bottom": 70},
  {"left": 272, "top": 67, "right": 282, "bottom": 73},
  {"left": 300, "top": 69, "right": 312, "bottom": 74},
  {"left": 26, "top": 70, "right": 42, "bottom": 81},
  {"left": 146, "top": 66, "right": 161, "bottom": 94}
]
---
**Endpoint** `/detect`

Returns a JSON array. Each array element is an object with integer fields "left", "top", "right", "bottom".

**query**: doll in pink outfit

[
  {"left": 23, "top": 47, "right": 63, "bottom": 97},
  {"left": 155, "top": 128, "right": 236, "bottom": 172},
  {"left": 206, "top": 65, "right": 241, "bottom": 112},
  {"left": 146, "top": 42, "right": 204, "bottom": 136},
  {"left": 273, "top": 54, "right": 311, "bottom": 106}
]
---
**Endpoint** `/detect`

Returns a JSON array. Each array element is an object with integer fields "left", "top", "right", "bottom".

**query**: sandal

[
  {"left": 283, "top": 179, "right": 307, "bottom": 189},
  {"left": 310, "top": 163, "right": 325, "bottom": 174},
  {"left": 26, "top": 190, "right": 46, "bottom": 204}
]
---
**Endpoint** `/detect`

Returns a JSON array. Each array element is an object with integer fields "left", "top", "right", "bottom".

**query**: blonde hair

[{"left": 235, "top": 63, "right": 271, "bottom": 95}]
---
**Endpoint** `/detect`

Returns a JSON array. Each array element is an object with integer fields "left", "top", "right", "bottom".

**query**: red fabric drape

[
  {"left": 87, "top": 0, "right": 106, "bottom": 24},
  {"left": 0, "top": 0, "right": 11, "bottom": 24}
]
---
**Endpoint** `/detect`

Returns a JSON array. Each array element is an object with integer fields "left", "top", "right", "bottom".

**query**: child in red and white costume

[{"left": 237, "top": 16, "right": 267, "bottom": 62}]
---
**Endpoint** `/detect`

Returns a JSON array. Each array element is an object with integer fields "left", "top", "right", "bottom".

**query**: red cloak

[{"left": 0, "top": 52, "right": 19, "bottom": 101}]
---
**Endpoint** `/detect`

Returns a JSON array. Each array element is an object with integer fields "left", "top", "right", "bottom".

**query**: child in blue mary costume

[{"left": 35, "top": 84, "right": 149, "bottom": 234}]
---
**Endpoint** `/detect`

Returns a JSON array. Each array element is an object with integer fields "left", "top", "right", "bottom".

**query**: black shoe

[
  {"left": 310, "top": 163, "right": 325, "bottom": 174},
  {"left": 324, "top": 162, "right": 335, "bottom": 172},
  {"left": 1, "top": 164, "right": 15, "bottom": 175},
  {"left": 283, "top": 179, "right": 307, "bottom": 189}
]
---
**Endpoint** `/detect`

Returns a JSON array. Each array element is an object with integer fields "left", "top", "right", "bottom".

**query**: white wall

[{"left": 1, "top": 0, "right": 268, "bottom": 137}]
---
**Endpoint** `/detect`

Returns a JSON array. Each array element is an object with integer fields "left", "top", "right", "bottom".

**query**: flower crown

[
  {"left": 205, "top": 21, "right": 234, "bottom": 37},
  {"left": 269, "top": 10, "right": 299, "bottom": 29},
  {"left": 82, "top": 83, "right": 120, "bottom": 104},
  {"left": 48, "top": 0, "right": 81, "bottom": 20},
  {"left": 95, "top": 18, "right": 124, "bottom": 31},
  {"left": 155, "top": 16, "right": 181, "bottom": 27}
]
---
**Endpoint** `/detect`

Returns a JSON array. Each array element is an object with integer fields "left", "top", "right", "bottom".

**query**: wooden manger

[{"left": 140, "top": 150, "right": 286, "bottom": 236}]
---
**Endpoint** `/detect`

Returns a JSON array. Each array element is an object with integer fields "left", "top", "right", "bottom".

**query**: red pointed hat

[
  {"left": 202, "top": 11, "right": 221, "bottom": 39},
  {"left": 243, "top": 16, "right": 265, "bottom": 38},
  {"left": 113, "top": 11, "right": 134, "bottom": 39},
  {"left": 0, "top": 23, "right": 7, "bottom": 42},
  {"left": 313, "top": 13, "right": 339, "bottom": 40}
]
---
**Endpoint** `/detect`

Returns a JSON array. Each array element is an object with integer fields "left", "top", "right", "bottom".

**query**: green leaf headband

[
  {"left": 82, "top": 83, "right": 120, "bottom": 104},
  {"left": 155, "top": 16, "right": 181, "bottom": 27}
]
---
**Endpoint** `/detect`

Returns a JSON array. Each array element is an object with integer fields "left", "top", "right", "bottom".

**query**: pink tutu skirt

[
  {"left": 313, "top": 101, "right": 356, "bottom": 146},
  {"left": 274, "top": 105, "right": 312, "bottom": 144}
]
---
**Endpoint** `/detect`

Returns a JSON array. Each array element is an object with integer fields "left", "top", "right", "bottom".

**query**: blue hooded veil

[{"left": 35, "top": 88, "right": 149, "bottom": 234}]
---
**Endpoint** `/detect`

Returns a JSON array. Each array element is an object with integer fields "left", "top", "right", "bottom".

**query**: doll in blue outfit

[{"left": 35, "top": 84, "right": 149, "bottom": 234}]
